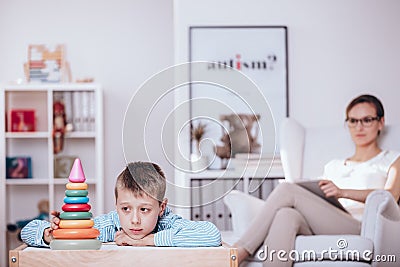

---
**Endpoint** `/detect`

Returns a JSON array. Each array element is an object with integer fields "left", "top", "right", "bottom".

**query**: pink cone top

[{"left": 68, "top": 158, "right": 86, "bottom": 183}]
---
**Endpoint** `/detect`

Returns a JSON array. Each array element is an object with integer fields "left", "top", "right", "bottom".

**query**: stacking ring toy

[
  {"left": 66, "top": 182, "right": 88, "bottom": 190},
  {"left": 59, "top": 219, "right": 94, "bottom": 229},
  {"left": 50, "top": 239, "right": 102, "bottom": 250},
  {"left": 60, "top": 211, "right": 92, "bottom": 220},
  {"left": 65, "top": 190, "right": 88, "bottom": 197},
  {"left": 62, "top": 203, "right": 91, "bottom": 212},
  {"left": 64, "top": 196, "right": 89, "bottom": 204},
  {"left": 52, "top": 228, "right": 100, "bottom": 239}
]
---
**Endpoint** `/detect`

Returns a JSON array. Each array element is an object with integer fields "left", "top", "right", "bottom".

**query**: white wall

[
  {"left": 0, "top": 0, "right": 174, "bottom": 212},
  {"left": 174, "top": 0, "right": 400, "bottom": 127}
]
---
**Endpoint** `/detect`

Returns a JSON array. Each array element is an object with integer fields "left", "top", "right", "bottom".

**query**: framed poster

[{"left": 189, "top": 26, "right": 288, "bottom": 169}]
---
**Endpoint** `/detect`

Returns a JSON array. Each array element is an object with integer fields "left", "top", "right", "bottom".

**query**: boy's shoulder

[
  {"left": 157, "top": 206, "right": 184, "bottom": 227},
  {"left": 161, "top": 206, "right": 176, "bottom": 218}
]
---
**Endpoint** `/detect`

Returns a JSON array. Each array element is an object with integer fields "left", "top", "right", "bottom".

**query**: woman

[{"left": 234, "top": 94, "right": 400, "bottom": 266}]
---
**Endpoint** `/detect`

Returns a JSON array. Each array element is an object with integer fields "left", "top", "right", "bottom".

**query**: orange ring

[
  {"left": 66, "top": 182, "right": 88, "bottom": 190},
  {"left": 52, "top": 228, "right": 100, "bottom": 239},
  {"left": 59, "top": 220, "right": 94, "bottom": 229}
]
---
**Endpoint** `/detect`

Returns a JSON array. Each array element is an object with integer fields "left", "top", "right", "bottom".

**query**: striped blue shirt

[{"left": 21, "top": 207, "right": 221, "bottom": 247}]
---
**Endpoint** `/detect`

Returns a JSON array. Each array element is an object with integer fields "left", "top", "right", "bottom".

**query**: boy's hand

[
  {"left": 115, "top": 229, "right": 155, "bottom": 246},
  {"left": 43, "top": 210, "right": 61, "bottom": 244},
  {"left": 50, "top": 210, "right": 61, "bottom": 230}
]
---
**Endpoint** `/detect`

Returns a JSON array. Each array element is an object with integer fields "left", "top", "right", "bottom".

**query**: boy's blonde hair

[{"left": 115, "top": 162, "right": 166, "bottom": 203}]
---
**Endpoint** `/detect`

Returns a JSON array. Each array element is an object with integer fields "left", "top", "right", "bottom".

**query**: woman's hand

[
  {"left": 43, "top": 210, "right": 60, "bottom": 244},
  {"left": 319, "top": 180, "right": 343, "bottom": 198},
  {"left": 115, "top": 229, "right": 155, "bottom": 246}
]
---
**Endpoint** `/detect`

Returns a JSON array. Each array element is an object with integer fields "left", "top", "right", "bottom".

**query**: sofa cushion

[{"left": 295, "top": 235, "right": 373, "bottom": 262}]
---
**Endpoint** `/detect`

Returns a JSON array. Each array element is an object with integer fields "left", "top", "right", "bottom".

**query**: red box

[{"left": 8, "top": 109, "right": 36, "bottom": 132}]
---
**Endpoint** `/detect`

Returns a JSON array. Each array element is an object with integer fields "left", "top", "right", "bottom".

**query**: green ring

[
  {"left": 60, "top": 211, "right": 92, "bottom": 220},
  {"left": 65, "top": 190, "right": 88, "bottom": 197}
]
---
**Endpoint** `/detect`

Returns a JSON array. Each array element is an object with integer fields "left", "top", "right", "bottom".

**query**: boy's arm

[
  {"left": 154, "top": 212, "right": 221, "bottom": 247},
  {"left": 93, "top": 210, "right": 120, "bottom": 242},
  {"left": 21, "top": 210, "right": 120, "bottom": 246},
  {"left": 21, "top": 219, "right": 51, "bottom": 247}
]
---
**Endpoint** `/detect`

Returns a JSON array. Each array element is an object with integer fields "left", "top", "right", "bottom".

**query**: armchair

[{"left": 223, "top": 118, "right": 400, "bottom": 266}]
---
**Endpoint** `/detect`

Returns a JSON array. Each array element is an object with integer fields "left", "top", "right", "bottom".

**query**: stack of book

[{"left": 229, "top": 153, "right": 282, "bottom": 171}]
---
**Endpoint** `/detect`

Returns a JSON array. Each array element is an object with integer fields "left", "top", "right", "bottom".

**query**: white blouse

[{"left": 323, "top": 150, "right": 400, "bottom": 221}]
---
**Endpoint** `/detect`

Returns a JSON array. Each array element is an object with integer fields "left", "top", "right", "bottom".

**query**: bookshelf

[{"left": 0, "top": 83, "right": 104, "bottom": 267}]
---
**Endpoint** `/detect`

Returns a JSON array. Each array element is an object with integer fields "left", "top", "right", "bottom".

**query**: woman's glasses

[{"left": 346, "top": 116, "right": 380, "bottom": 128}]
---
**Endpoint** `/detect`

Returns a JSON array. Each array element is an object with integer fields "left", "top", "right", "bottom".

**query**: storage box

[
  {"left": 9, "top": 243, "right": 238, "bottom": 267},
  {"left": 6, "top": 157, "right": 32, "bottom": 178},
  {"left": 54, "top": 156, "right": 76, "bottom": 178},
  {"left": 8, "top": 110, "right": 36, "bottom": 132}
]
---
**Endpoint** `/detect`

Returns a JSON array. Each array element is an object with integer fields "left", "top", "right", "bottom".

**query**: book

[{"left": 6, "top": 157, "right": 32, "bottom": 178}]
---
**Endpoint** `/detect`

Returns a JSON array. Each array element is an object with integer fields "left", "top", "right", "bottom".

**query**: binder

[
  {"left": 212, "top": 179, "right": 227, "bottom": 230},
  {"left": 72, "top": 91, "right": 82, "bottom": 131},
  {"left": 81, "top": 91, "right": 90, "bottom": 132},
  {"left": 88, "top": 92, "right": 96, "bottom": 131},
  {"left": 191, "top": 179, "right": 202, "bottom": 221},
  {"left": 223, "top": 179, "right": 236, "bottom": 231}
]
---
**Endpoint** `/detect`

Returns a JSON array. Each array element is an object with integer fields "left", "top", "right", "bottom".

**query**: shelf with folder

[
  {"left": 0, "top": 83, "right": 104, "bottom": 267},
  {"left": 188, "top": 163, "right": 284, "bottom": 231}
]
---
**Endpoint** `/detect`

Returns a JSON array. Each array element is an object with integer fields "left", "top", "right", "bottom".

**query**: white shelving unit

[{"left": 0, "top": 83, "right": 104, "bottom": 267}]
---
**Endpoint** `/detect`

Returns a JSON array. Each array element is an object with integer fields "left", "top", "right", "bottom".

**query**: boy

[{"left": 21, "top": 162, "right": 221, "bottom": 247}]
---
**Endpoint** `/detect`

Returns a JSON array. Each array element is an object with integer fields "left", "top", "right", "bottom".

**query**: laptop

[{"left": 296, "top": 180, "right": 348, "bottom": 213}]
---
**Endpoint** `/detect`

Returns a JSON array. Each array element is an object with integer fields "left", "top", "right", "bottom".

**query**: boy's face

[{"left": 116, "top": 188, "right": 167, "bottom": 240}]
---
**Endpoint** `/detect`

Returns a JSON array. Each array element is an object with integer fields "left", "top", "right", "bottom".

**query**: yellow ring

[
  {"left": 66, "top": 182, "right": 88, "bottom": 190},
  {"left": 59, "top": 220, "right": 94, "bottom": 229},
  {"left": 53, "top": 228, "right": 100, "bottom": 239}
]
